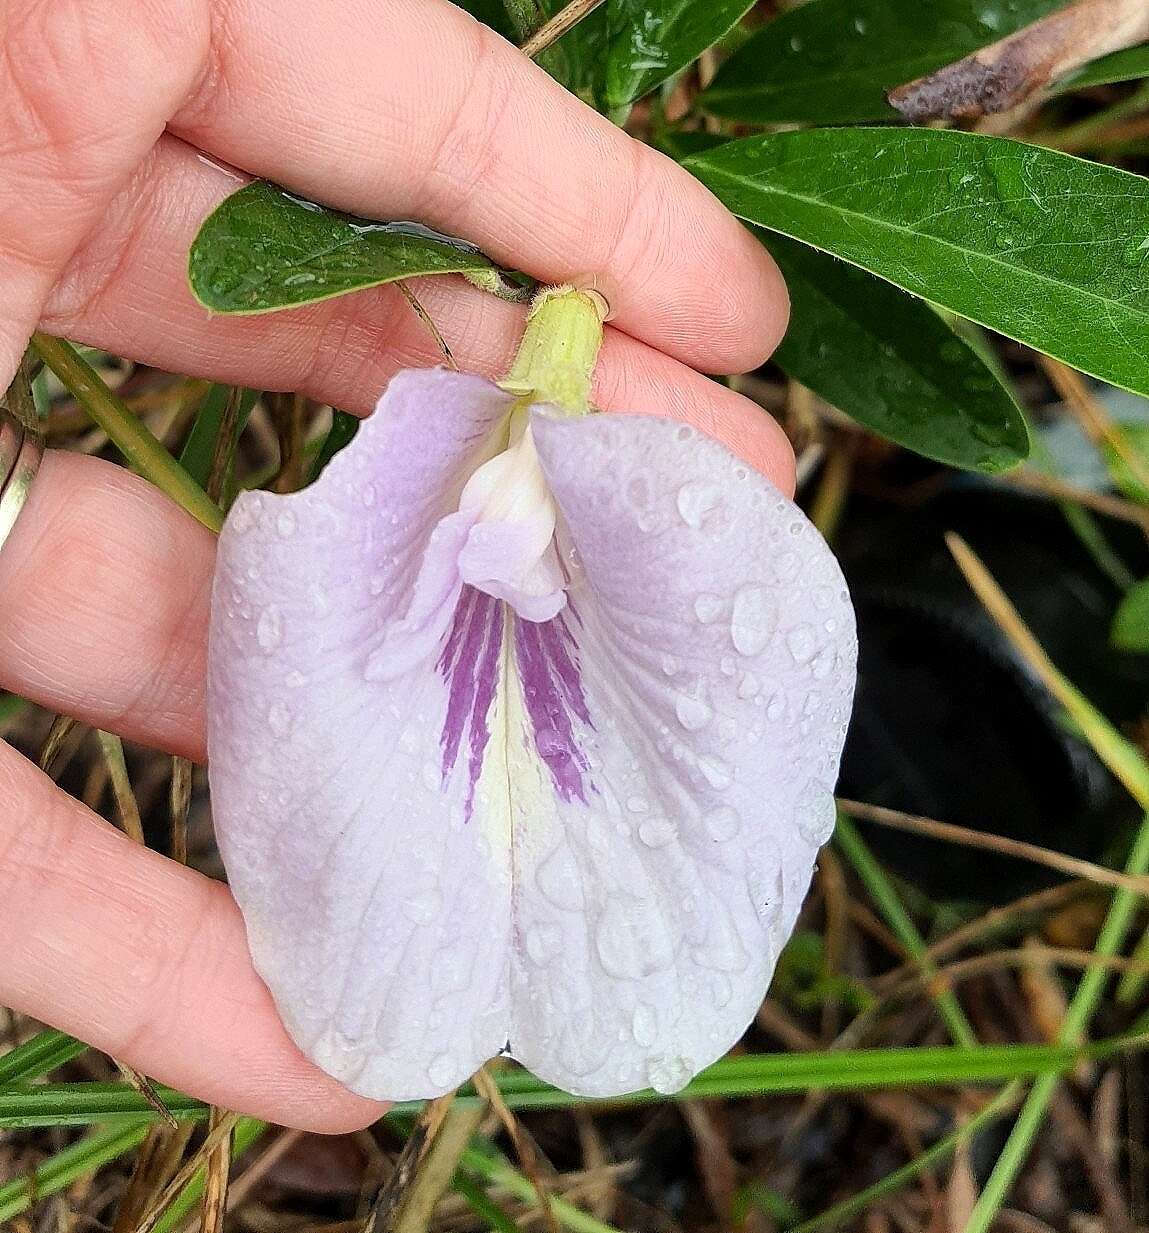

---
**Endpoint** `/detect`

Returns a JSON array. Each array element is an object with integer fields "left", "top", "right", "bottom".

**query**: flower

[{"left": 207, "top": 289, "right": 857, "bottom": 1101}]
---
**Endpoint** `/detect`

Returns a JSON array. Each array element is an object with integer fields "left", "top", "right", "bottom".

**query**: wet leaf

[
  {"left": 765, "top": 233, "right": 1029, "bottom": 472},
  {"left": 1058, "top": 40, "right": 1149, "bottom": 90},
  {"left": 480, "top": 0, "right": 610, "bottom": 100},
  {"left": 685, "top": 129, "right": 1149, "bottom": 400},
  {"left": 188, "top": 181, "right": 493, "bottom": 315},
  {"left": 540, "top": 3, "right": 611, "bottom": 100},
  {"left": 701, "top": 0, "right": 1065, "bottom": 124},
  {"left": 1113, "top": 577, "right": 1149, "bottom": 651},
  {"left": 602, "top": 0, "right": 754, "bottom": 109}
]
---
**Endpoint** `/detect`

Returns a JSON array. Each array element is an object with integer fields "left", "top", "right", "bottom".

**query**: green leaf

[
  {"left": 544, "top": 7, "right": 611, "bottom": 103},
  {"left": 493, "top": 0, "right": 610, "bottom": 101},
  {"left": 766, "top": 233, "right": 1029, "bottom": 472},
  {"left": 1057, "top": 42, "right": 1149, "bottom": 92},
  {"left": 0, "top": 1030, "right": 86, "bottom": 1085},
  {"left": 0, "top": 693, "right": 26, "bottom": 726},
  {"left": 4, "top": 1038, "right": 1145, "bottom": 1128},
  {"left": 602, "top": 0, "right": 754, "bottom": 109},
  {"left": 685, "top": 129, "right": 1149, "bottom": 401},
  {"left": 1113, "top": 577, "right": 1149, "bottom": 652},
  {"left": 1101, "top": 421, "right": 1149, "bottom": 504},
  {"left": 701, "top": 0, "right": 1065, "bottom": 124},
  {"left": 178, "top": 384, "right": 259, "bottom": 487},
  {"left": 0, "top": 1124, "right": 148, "bottom": 1223},
  {"left": 188, "top": 181, "right": 494, "bottom": 315}
]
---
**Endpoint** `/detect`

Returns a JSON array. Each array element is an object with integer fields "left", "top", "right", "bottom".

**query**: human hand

[{"left": 0, "top": 0, "right": 792, "bottom": 1130}]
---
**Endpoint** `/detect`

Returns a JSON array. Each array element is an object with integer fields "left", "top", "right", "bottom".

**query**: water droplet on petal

[
  {"left": 647, "top": 1054, "right": 693, "bottom": 1095},
  {"left": 698, "top": 754, "right": 733, "bottom": 791},
  {"left": 268, "top": 700, "right": 292, "bottom": 736},
  {"left": 595, "top": 900, "right": 644, "bottom": 980},
  {"left": 747, "top": 865, "right": 784, "bottom": 926},
  {"left": 638, "top": 817, "right": 676, "bottom": 848},
  {"left": 693, "top": 593, "right": 724, "bottom": 623},
  {"left": 786, "top": 624, "right": 817, "bottom": 663},
  {"left": 797, "top": 782, "right": 837, "bottom": 846},
  {"left": 676, "top": 481, "right": 721, "bottom": 529},
  {"left": 285, "top": 670, "right": 305, "bottom": 689},
  {"left": 537, "top": 844, "right": 585, "bottom": 910},
  {"left": 257, "top": 606, "right": 284, "bottom": 651},
  {"left": 228, "top": 498, "right": 258, "bottom": 534},
  {"left": 730, "top": 585, "right": 777, "bottom": 656},
  {"left": 675, "top": 692, "right": 713, "bottom": 732},
  {"left": 631, "top": 1003, "right": 657, "bottom": 1047},
  {"left": 275, "top": 509, "right": 297, "bottom": 538}
]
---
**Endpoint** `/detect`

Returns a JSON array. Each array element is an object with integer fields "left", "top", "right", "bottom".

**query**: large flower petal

[
  {"left": 504, "top": 410, "right": 856, "bottom": 1096},
  {"left": 208, "top": 370, "right": 519, "bottom": 1100}
]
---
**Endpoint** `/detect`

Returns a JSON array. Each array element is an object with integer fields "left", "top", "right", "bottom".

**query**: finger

[
  {"left": 0, "top": 740, "right": 384, "bottom": 1131},
  {"left": 168, "top": 0, "right": 787, "bottom": 373},
  {"left": 0, "top": 451, "right": 212, "bottom": 760},
  {"left": 44, "top": 134, "right": 796, "bottom": 486},
  {"left": 0, "top": 0, "right": 208, "bottom": 385}
]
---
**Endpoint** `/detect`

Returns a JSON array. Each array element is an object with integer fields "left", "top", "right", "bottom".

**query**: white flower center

[{"left": 455, "top": 425, "right": 566, "bottom": 622}]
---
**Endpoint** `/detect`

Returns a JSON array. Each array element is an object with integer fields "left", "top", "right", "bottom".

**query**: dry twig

[{"left": 890, "top": 0, "right": 1149, "bottom": 123}]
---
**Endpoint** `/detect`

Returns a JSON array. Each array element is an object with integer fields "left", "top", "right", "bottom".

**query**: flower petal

[
  {"left": 208, "top": 370, "right": 519, "bottom": 1100},
  {"left": 504, "top": 410, "right": 856, "bottom": 1096}
]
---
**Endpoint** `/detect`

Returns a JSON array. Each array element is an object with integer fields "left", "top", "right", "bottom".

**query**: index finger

[{"left": 171, "top": 0, "right": 787, "bottom": 374}]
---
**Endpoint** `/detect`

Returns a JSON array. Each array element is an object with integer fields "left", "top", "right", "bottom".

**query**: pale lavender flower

[{"left": 208, "top": 291, "right": 856, "bottom": 1101}]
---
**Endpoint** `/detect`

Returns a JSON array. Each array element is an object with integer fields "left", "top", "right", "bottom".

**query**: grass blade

[{"left": 835, "top": 814, "right": 977, "bottom": 1046}]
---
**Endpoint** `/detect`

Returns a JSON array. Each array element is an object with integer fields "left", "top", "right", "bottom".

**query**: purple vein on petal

[
  {"left": 514, "top": 613, "right": 593, "bottom": 803},
  {"left": 438, "top": 586, "right": 504, "bottom": 819}
]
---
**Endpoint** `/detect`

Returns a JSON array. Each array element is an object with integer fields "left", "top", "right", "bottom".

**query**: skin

[{"left": 0, "top": 0, "right": 793, "bottom": 1132}]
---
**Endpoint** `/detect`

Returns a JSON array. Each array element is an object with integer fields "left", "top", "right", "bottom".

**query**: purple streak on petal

[
  {"left": 513, "top": 613, "right": 593, "bottom": 802},
  {"left": 438, "top": 586, "right": 504, "bottom": 818}
]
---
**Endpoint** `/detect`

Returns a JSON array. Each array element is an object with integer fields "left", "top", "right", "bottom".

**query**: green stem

[
  {"left": 502, "top": 286, "right": 605, "bottom": 415},
  {"left": 835, "top": 814, "right": 978, "bottom": 1047},
  {"left": 963, "top": 815, "right": 1149, "bottom": 1233},
  {"left": 30, "top": 334, "right": 223, "bottom": 532}
]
